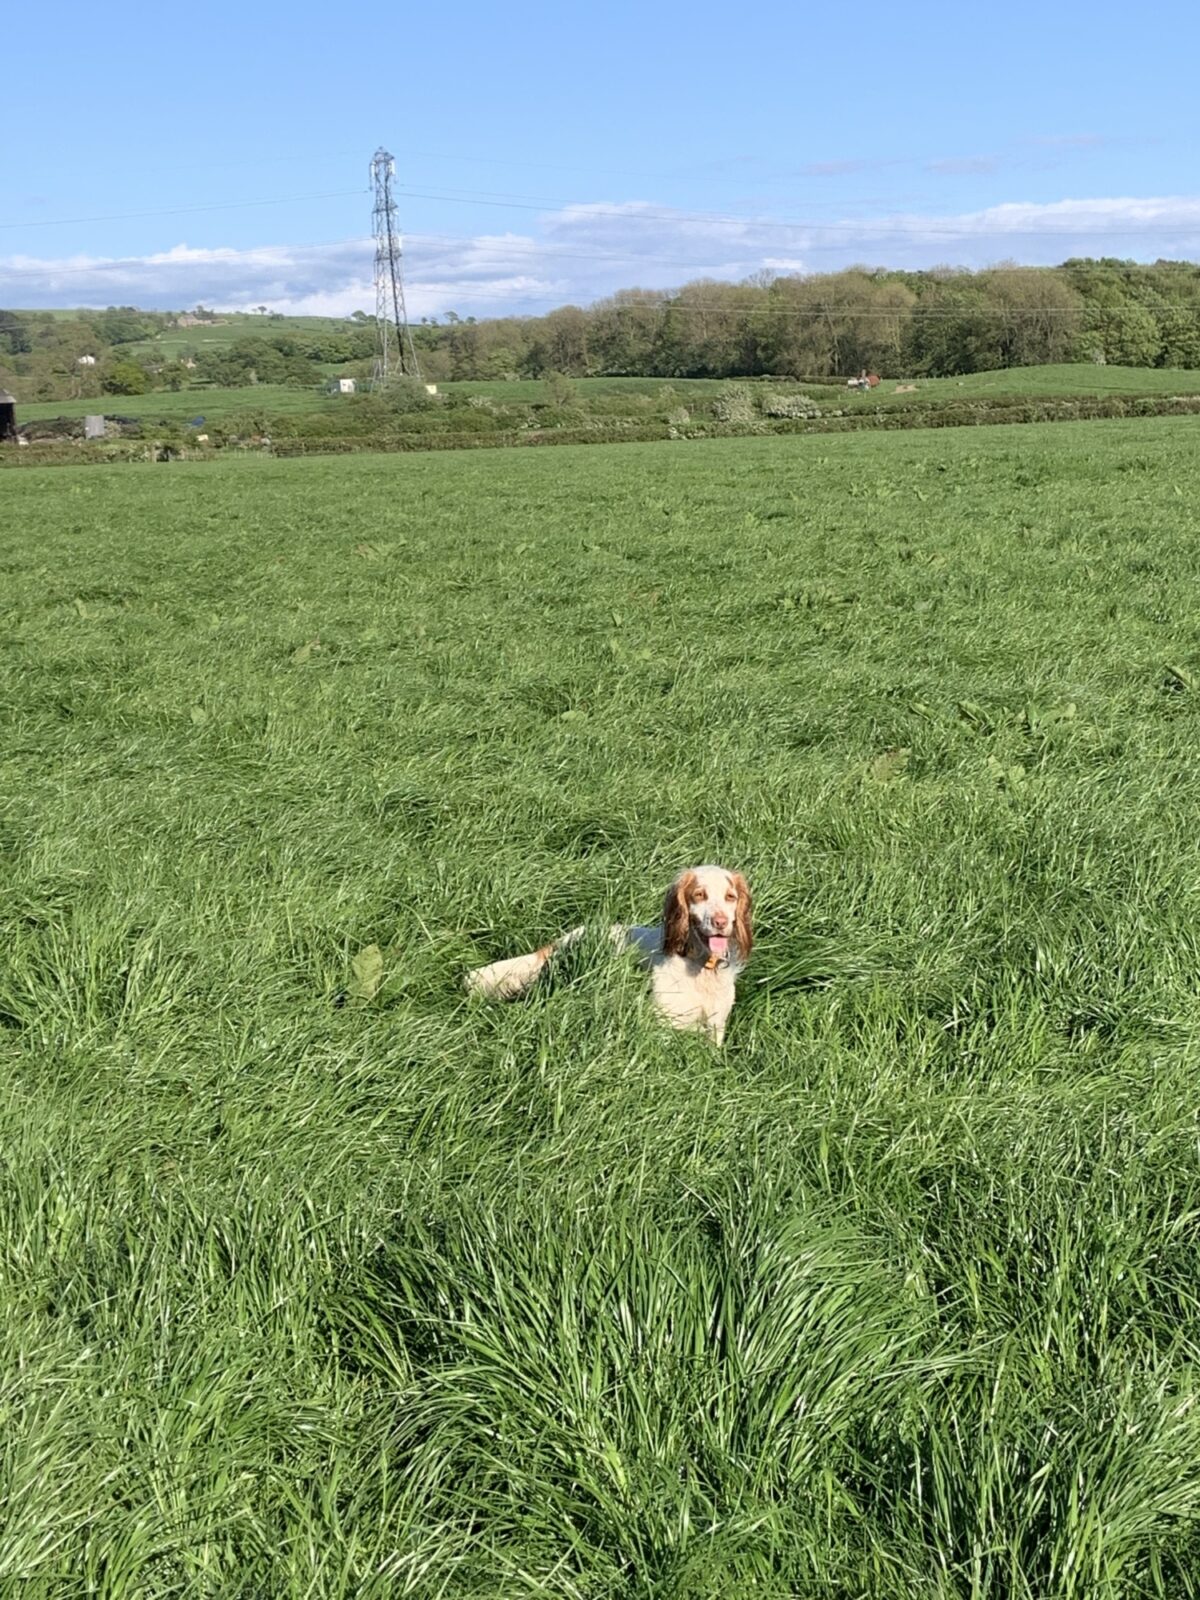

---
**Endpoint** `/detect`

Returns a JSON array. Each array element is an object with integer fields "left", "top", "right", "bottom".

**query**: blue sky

[{"left": 5, "top": 0, "right": 1198, "bottom": 316}]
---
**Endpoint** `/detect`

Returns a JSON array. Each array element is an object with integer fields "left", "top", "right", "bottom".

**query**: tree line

[
  {"left": 6, "top": 260, "right": 1200, "bottom": 403},
  {"left": 411, "top": 259, "right": 1200, "bottom": 382}
]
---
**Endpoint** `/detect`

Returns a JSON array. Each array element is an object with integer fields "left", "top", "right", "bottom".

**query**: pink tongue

[{"left": 708, "top": 935, "right": 728, "bottom": 957}]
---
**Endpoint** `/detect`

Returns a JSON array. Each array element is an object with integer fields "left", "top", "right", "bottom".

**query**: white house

[
  {"left": 328, "top": 377, "right": 357, "bottom": 395},
  {"left": 77, "top": 354, "right": 97, "bottom": 366}
]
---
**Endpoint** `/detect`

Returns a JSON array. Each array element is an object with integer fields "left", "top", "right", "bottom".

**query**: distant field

[
  {"left": 442, "top": 364, "right": 1200, "bottom": 405},
  {"left": 19, "top": 364, "right": 1200, "bottom": 434},
  {"left": 6, "top": 420, "right": 1200, "bottom": 1591},
  {"left": 860, "top": 362, "right": 1200, "bottom": 405},
  {"left": 14, "top": 376, "right": 729, "bottom": 427},
  {"left": 126, "top": 312, "right": 366, "bottom": 360},
  {"left": 16, "top": 384, "right": 345, "bottom": 423},
  {"left": 440, "top": 374, "right": 733, "bottom": 402}
]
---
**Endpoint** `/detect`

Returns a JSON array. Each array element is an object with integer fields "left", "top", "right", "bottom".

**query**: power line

[
  {"left": 0, "top": 189, "right": 370, "bottom": 231},
  {"left": 5, "top": 227, "right": 1200, "bottom": 286},
  {"left": 7, "top": 172, "right": 1200, "bottom": 250},
  {"left": 392, "top": 183, "right": 1200, "bottom": 243}
]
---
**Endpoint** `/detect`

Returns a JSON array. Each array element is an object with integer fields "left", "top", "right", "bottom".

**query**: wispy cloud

[
  {"left": 797, "top": 160, "right": 875, "bottom": 178},
  {"left": 1025, "top": 132, "right": 1107, "bottom": 150},
  {"left": 926, "top": 157, "right": 998, "bottom": 177},
  {"left": 4, "top": 193, "right": 1200, "bottom": 319}
]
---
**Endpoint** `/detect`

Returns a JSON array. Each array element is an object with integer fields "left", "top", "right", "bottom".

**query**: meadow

[
  {"left": 5, "top": 418, "right": 1200, "bottom": 1595},
  {"left": 16, "top": 383, "right": 346, "bottom": 424},
  {"left": 16, "top": 364, "right": 1200, "bottom": 441},
  {"left": 125, "top": 312, "right": 366, "bottom": 363}
]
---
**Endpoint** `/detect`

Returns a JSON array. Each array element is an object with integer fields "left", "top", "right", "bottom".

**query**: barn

[{"left": 0, "top": 389, "right": 16, "bottom": 443}]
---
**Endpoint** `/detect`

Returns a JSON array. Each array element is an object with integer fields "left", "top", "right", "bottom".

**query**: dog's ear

[
  {"left": 661, "top": 871, "right": 694, "bottom": 956},
  {"left": 730, "top": 872, "right": 753, "bottom": 960}
]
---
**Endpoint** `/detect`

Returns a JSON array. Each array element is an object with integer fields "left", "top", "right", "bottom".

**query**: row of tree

[
  {"left": 410, "top": 259, "right": 1200, "bottom": 382},
  {"left": 7, "top": 261, "right": 1200, "bottom": 401}
]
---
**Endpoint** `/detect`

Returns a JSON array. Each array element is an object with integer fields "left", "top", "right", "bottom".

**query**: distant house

[
  {"left": 0, "top": 389, "right": 16, "bottom": 442},
  {"left": 327, "top": 377, "right": 357, "bottom": 395},
  {"left": 77, "top": 354, "right": 97, "bottom": 366}
]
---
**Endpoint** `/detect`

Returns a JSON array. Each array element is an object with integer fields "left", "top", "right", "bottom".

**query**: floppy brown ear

[
  {"left": 731, "top": 872, "right": 753, "bottom": 960},
  {"left": 661, "top": 871, "right": 693, "bottom": 956}
]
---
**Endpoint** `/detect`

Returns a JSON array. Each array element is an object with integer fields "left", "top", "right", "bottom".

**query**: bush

[
  {"left": 712, "top": 384, "right": 756, "bottom": 425},
  {"left": 379, "top": 376, "right": 440, "bottom": 413},
  {"left": 544, "top": 371, "right": 577, "bottom": 408},
  {"left": 762, "top": 390, "right": 823, "bottom": 419}
]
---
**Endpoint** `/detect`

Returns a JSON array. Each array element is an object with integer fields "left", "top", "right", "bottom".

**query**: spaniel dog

[{"left": 465, "top": 865, "right": 752, "bottom": 1043}]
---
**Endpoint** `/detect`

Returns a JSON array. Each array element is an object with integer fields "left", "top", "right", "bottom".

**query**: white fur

[{"left": 464, "top": 865, "right": 752, "bottom": 1044}]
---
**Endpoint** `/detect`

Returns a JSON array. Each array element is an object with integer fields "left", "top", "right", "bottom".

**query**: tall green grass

[{"left": 5, "top": 421, "right": 1200, "bottom": 1593}]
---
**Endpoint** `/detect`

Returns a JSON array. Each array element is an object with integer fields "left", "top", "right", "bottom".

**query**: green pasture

[
  {"left": 15, "top": 384, "right": 344, "bottom": 424},
  {"left": 5, "top": 420, "right": 1200, "bottom": 1593}
]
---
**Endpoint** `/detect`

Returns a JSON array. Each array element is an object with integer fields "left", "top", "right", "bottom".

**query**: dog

[{"left": 465, "top": 865, "right": 752, "bottom": 1043}]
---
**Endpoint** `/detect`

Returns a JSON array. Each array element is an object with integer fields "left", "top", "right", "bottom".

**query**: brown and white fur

[{"left": 465, "top": 866, "right": 752, "bottom": 1044}]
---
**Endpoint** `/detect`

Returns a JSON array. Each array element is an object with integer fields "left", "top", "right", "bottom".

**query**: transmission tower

[{"left": 370, "top": 147, "right": 420, "bottom": 387}]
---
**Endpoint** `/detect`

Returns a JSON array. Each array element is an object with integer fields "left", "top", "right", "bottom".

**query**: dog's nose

[{"left": 711, "top": 913, "right": 729, "bottom": 931}]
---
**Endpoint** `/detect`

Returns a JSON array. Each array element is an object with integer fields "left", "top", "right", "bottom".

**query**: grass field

[
  {"left": 128, "top": 313, "right": 365, "bottom": 361},
  {"left": 13, "top": 376, "right": 726, "bottom": 426},
  {"left": 857, "top": 364, "right": 1200, "bottom": 408},
  {"left": 443, "top": 366, "right": 1200, "bottom": 405},
  {"left": 6, "top": 419, "right": 1200, "bottom": 1594},
  {"left": 926, "top": 362, "right": 1200, "bottom": 395},
  {"left": 15, "top": 384, "right": 345, "bottom": 424},
  {"left": 18, "top": 364, "right": 1200, "bottom": 434}
]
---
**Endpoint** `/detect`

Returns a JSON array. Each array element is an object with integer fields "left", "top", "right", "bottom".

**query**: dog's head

[{"left": 661, "top": 865, "right": 753, "bottom": 964}]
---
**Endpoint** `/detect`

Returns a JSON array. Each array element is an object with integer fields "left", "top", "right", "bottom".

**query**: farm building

[
  {"left": 0, "top": 389, "right": 16, "bottom": 442},
  {"left": 77, "top": 354, "right": 97, "bottom": 366},
  {"left": 327, "top": 377, "right": 357, "bottom": 395}
]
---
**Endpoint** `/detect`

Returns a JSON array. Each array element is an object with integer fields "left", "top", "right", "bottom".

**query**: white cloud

[{"left": 4, "top": 193, "right": 1200, "bottom": 319}]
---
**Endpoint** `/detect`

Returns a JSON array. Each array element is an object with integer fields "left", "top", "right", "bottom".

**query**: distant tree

[
  {"left": 767, "top": 271, "right": 914, "bottom": 378},
  {"left": 0, "top": 310, "right": 32, "bottom": 355},
  {"left": 102, "top": 360, "right": 150, "bottom": 395},
  {"left": 1062, "top": 261, "right": 1163, "bottom": 366},
  {"left": 589, "top": 289, "right": 667, "bottom": 375},
  {"left": 668, "top": 279, "right": 769, "bottom": 377},
  {"left": 1159, "top": 295, "right": 1200, "bottom": 367},
  {"left": 904, "top": 275, "right": 1006, "bottom": 375},
  {"left": 977, "top": 266, "right": 1082, "bottom": 367},
  {"left": 527, "top": 306, "right": 591, "bottom": 376}
]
